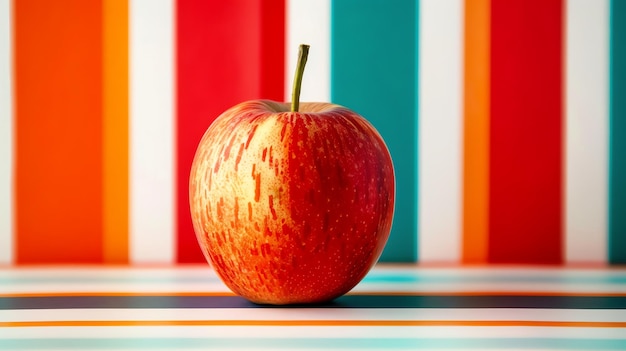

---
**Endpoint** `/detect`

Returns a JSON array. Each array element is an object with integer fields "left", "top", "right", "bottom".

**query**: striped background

[{"left": 0, "top": 0, "right": 625, "bottom": 265}]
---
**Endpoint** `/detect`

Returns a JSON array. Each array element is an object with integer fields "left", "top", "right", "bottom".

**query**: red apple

[{"left": 189, "top": 45, "right": 394, "bottom": 304}]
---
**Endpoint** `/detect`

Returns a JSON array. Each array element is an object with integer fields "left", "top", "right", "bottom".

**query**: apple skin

[{"left": 189, "top": 99, "right": 394, "bottom": 305}]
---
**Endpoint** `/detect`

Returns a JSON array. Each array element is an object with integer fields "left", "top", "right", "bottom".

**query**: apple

[{"left": 189, "top": 45, "right": 394, "bottom": 304}]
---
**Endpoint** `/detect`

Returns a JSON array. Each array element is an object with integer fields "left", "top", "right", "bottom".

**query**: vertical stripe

[
  {"left": 565, "top": 0, "right": 609, "bottom": 263},
  {"left": 15, "top": 0, "right": 104, "bottom": 263},
  {"left": 130, "top": 0, "right": 175, "bottom": 264},
  {"left": 462, "top": 0, "right": 490, "bottom": 264},
  {"left": 103, "top": 0, "right": 129, "bottom": 264},
  {"left": 0, "top": 0, "right": 12, "bottom": 264},
  {"left": 259, "top": 1, "right": 285, "bottom": 100},
  {"left": 609, "top": 0, "right": 626, "bottom": 264},
  {"left": 177, "top": 0, "right": 285, "bottom": 263},
  {"left": 332, "top": 0, "right": 418, "bottom": 262},
  {"left": 489, "top": 0, "right": 563, "bottom": 264},
  {"left": 286, "top": 0, "right": 331, "bottom": 102},
  {"left": 418, "top": 0, "right": 464, "bottom": 262}
]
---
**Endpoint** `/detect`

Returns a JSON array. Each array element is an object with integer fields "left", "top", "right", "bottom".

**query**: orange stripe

[
  {"left": 103, "top": 0, "right": 129, "bottom": 264},
  {"left": 2, "top": 320, "right": 625, "bottom": 328},
  {"left": 15, "top": 0, "right": 104, "bottom": 263},
  {"left": 0, "top": 291, "right": 236, "bottom": 297},
  {"left": 462, "top": 0, "right": 490, "bottom": 263}
]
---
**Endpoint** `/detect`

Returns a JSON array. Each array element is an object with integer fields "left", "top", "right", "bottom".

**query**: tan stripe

[{"left": 2, "top": 320, "right": 625, "bottom": 328}]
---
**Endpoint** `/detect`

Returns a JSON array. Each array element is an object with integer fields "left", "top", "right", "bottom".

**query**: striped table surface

[{"left": 1, "top": 265, "right": 625, "bottom": 350}]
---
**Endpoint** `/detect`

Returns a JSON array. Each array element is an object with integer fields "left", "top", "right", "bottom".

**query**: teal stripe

[
  {"left": 1, "top": 337, "right": 625, "bottom": 350},
  {"left": 610, "top": 0, "right": 626, "bottom": 264},
  {"left": 363, "top": 272, "right": 626, "bottom": 284},
  {"left": 331, "top": 0, "right": 418, "bottom": 262}
]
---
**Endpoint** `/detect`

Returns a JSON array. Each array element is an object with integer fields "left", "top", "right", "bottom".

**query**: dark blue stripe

[{"left": 1, "top": 294, "right": 625, "bottom": 310}]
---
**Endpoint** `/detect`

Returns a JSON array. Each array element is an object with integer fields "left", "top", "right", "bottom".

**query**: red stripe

[
  {"left": 260, "top": 2, "right": 286, "bottom": 99},
  {"left": 489, "top": 0, "right": 563, "bottom": 263},
  {"left": 176, "top": 0, "right": 285, "bottom": 263},
  {"left": 15, "top": 0, "right": 104, "bottom": 263}
]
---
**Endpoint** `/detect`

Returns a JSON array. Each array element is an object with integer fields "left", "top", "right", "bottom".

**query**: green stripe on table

[
  {"left": 610, "top": 0, "right": 626, "bottom": 264},
  {"left": 331, "top": 0, "right": 418, "bottom": 262},
  {"left": 1, "top": 337, "right": 625, "bottom": 350}
]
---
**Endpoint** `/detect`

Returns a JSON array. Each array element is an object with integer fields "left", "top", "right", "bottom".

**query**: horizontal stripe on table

[
  {"left": 3, "top": 283, "right": 626, "bottom": 296},
  {"left": 3, "top": 308, "right": 624, "bottom": 323},
  {"left": 1, "top": 337, "right": 625, "bottom": 350},
  {"left": 2, "top": 268, "right": 625, "bottom": 284},
  {"left": 3, "top": 266, "right": 624, "bottom": 273},
  {"left": 5, "top": 274, "right": 625, "bottom": 284},
  {"left": 2, "top": 267, "right": 625, "bottom": 297},
  {"left": 3, "top": 320, "right": 626, "bottom": 328},
  {"left": 2, "top": 295, "right": 626, "bottom": 309},
  {"left": 4, "top": 282, "right": 626, "bottom": 295},
  {"left": 4, "top": 291, "right": 626, "bottom": 298},
  {"left": 4, "top": 325, "right": 626, "bottom": 339}
]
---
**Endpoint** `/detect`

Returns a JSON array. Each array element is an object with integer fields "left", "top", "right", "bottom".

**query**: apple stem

[{"left": 291, "top": 44, "right": 310, "bottom": 113}]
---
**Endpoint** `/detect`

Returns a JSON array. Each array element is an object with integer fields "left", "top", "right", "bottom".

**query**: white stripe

[
  {"left": 129, "top": 0, "right": 175, "bottom": 264},
  {"left": 2, "top": 267, "right": 625, "bottom": 295},
  {"left": 2, "top": 308, "right": 624, "bottom": 323},
  {"left": 0, "top": 0, "right": 13, "bottom": 265},
  {"left": 285, "top": 0, "right": 331, "bottom": 103},
  {"left": 3, "top": 326, "right": 624, "bottom": 340},
  {"left": 3, "top": 280, "right": 625, "bottom": 296},
  {"left": 3, "top": 266, "right": 625, "bottom": 278},
  {"left": 418, "top": 0, "right": 464, "bottom": 262},
  {"left": 3, "top": 283, "right": 625, "bottom": 295},
  {"left": 565, "top": 0, "right": 609, "bottom": 263}
]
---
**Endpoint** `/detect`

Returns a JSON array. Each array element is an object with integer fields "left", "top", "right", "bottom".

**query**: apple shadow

[{"left": 250, "top": 299, "right": 343, "bottom": 309}]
